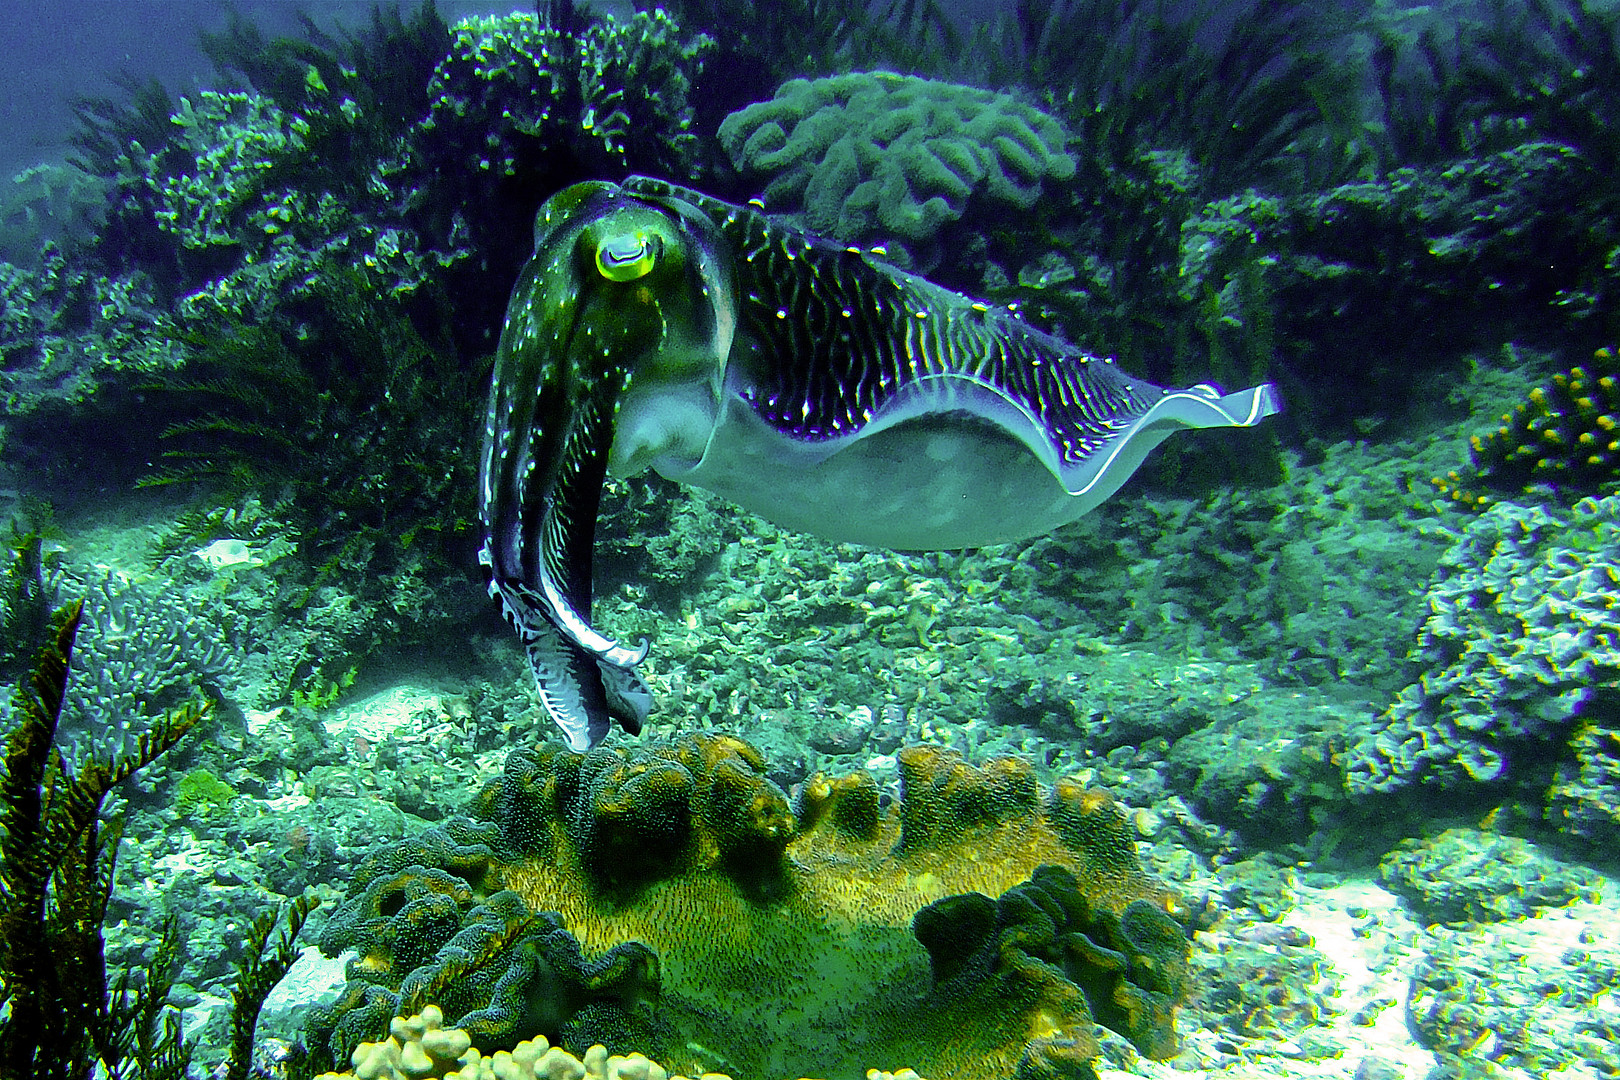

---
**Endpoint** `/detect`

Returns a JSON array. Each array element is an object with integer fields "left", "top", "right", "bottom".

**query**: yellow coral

[
  {"left": 1437, "top": 346, "right": 1620, "bottom": 507},
  {"left": 317, "top": 1008, "right": 929, "bottom": 1080},
  {"left": 485, "top": 740, "right": 1183, "bottom": 1078},
  {"left": 320, "top": 736, "right": 1185, "bottom": 1080}
]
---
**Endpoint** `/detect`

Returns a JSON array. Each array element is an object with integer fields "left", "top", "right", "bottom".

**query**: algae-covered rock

[
  {"left": 1547, "top": 718, "right": 1620, "bottom": 846},
  {"left": 1407, "top": 907, "right": 1620, "bottom": 1075},
  {"left": 1377, "top": 828, "right": 1602, "bottom": 924}
]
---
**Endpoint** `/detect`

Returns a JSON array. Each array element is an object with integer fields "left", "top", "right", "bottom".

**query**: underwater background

[{"left": 1, "top": 1, "right": 1617, "bottom": 1078}]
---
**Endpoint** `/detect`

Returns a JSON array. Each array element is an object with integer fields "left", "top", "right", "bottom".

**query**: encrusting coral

[
  {"left": 718, "top": 72, "right": 1075, "bottom": 251},
  {"left": 313, "top": 1004, "right": 930, "bottom": 1080},
  {"left": 303, "top": 735, "right": 1190, "bottom": 1080}
]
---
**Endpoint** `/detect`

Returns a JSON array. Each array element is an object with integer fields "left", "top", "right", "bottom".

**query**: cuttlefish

[{"left": 480, "top": 176, "right": 1280, "bottom": 751}]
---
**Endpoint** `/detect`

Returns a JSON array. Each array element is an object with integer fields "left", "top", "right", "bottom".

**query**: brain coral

[
  {"left": 717, "top": 72, "right": 1075, "bottom": 247},
  {"left": 305, "top": 735, "right": 1189, "bottom": 1080},
  {"left": 1345, "top": 495, "right": 1620, "bottom": 810}
]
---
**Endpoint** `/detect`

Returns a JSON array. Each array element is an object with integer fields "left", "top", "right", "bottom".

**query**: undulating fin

[{"left": 480, "top": 177, "right": 1281, "bottom": 749}]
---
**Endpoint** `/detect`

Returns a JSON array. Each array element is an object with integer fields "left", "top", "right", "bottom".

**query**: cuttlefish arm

[
  {"left": 482, "top": 176, "right": 1279, "bottom": 750},
  {"left": 478, "top": 181, "right": 733, "bottom": 751}
]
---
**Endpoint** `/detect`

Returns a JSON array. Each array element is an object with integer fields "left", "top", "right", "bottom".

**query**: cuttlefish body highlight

[{"left": 479, "top": 176, "right": 1280, "bottom": 750}]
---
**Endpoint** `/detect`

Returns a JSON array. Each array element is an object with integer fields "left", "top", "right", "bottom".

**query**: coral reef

[
  {"left": 642, "top": 0, "right": 958, "bottom": 108},
  {"left": 61, "top": 572, "right": 237, "bottom": 758},
  {"left": 1182, "top": 918, "right": 1331, "bottom": 1049},
  {"left": 0, "top": 248, "right": 187, "bottom": 459},
  {"left": 423, "top": 11, "right": 711, "bottom": 189},
  {"left": 1163, "top": 693, "right": 1357, "bottom": 845},
  {"left": 1546, "top": 717, "right": 1620, "bottom": 846},
  {"left": 0, "top": 163, "right": 108, "bottom": 269},
  {"left": 304, "top": 735, "right": 1190, "bottom": 1080},
  {"left": 1406, "top": 912, "right": 1620, "bottom": 1075},
  {"left": 1345, "top": 495, "right": 1620, "bottom": 816},
  {"left": 1367, "top": 0, "right": 1620, "bottom": 323},
  {"left": 1176, "top": 143, "right": 1592, "bottom": 431},
  {"left": 718, "top": 72, "right": 1075, "bottom": 251},
  {"left": 1434, "top": 347, "right": 1620, "bottom": 508}
]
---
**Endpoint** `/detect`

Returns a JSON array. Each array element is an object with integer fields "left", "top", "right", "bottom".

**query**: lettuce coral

[
  {"left": 718, "top": 72, "right": 1075, "bottom": 248},
  {"left": 304, "top": 736, "right": 1189, "bottom": 1080}
]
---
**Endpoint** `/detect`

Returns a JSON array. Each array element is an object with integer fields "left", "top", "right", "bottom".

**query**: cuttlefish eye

[{"left": 595, "top": 232, "right": 658, "bottom": 282}]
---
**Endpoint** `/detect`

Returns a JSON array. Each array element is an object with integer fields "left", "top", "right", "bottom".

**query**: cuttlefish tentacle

[
  {"left": 481, "top": 175, "right": 1280, "bottom": 751},
  {"left": 479, "top": 180, "right": 732, "bottom": 750},
  {"left": 478, "top": 183, "right": 652, "bottom": 749}
]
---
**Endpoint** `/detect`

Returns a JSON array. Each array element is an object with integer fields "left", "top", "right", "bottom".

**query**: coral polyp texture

[
  {"left": 717, "top": 72, "right": 1075, "bottom": 248},
  {"left": 305, "top": 735, "right": 1190, "bottom": 1080},
  {"left": 1434, "top": 347, "right": 1620, "bottom": 508},
  {"left": 423, "top": 11, "right": 712, "bottom": 183}
]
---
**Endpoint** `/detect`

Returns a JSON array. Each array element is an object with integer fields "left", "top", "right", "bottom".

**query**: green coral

[
  {"left": 0, "top": 250, "right": 189, "bottom": 453},
  {"left": 173, "top": 767, "right": 238, "bottom": 819},
  {"left": 1346, "top": 495, "right": 1620, "bottom": 806},
  {"left": 718, "top": 72, "right": 1075, "bottom": 247},
  {"left": 423, "top": 10, "right": 712, "bottom": 185},
  {"left": 146, "top": 92, "right": 312, "bottom": 253}
]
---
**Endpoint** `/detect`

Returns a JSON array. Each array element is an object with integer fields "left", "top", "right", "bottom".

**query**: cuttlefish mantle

[{"left": 479, "top": 176, "right": 1281, "bottom": 750}]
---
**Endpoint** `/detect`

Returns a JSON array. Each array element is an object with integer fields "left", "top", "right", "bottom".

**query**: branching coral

[
  {"left": 60, "top": 572, "right": 237, "bottom": 761},
  {"left": 1434, "top": 347, "right": 1620, "bottom": 508},
  {"left": 303, "top": 736, "right": 1190, "bottom": 1080}
]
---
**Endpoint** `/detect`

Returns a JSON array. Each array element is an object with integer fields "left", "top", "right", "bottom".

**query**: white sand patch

[
  {"left": 1099, "top": 871, "right": 1620, "bottom": 1079},
  {"left": 1277, "top": 876, "right": 1435, "bottom": 1078},
  {"left": 322, "top": 684, "right": 450, "bottom": 743}
]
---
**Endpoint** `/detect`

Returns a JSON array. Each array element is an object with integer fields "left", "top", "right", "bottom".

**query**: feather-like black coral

[
  {"left": 0, "top": 601, "right": 207, "bottom": 1080},
  {"left": 226, "top": 894, "right": 321, "bottom": 1080}
]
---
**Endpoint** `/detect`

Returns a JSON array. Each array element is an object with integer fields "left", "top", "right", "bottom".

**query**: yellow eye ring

[{"left": 596, "top": 233, "right": 656, "bottom": 282}]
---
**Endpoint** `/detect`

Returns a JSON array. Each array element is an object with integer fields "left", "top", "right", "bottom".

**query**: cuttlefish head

[{"left": 479, "top": 181, "right": 735, "bottom": 750}]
